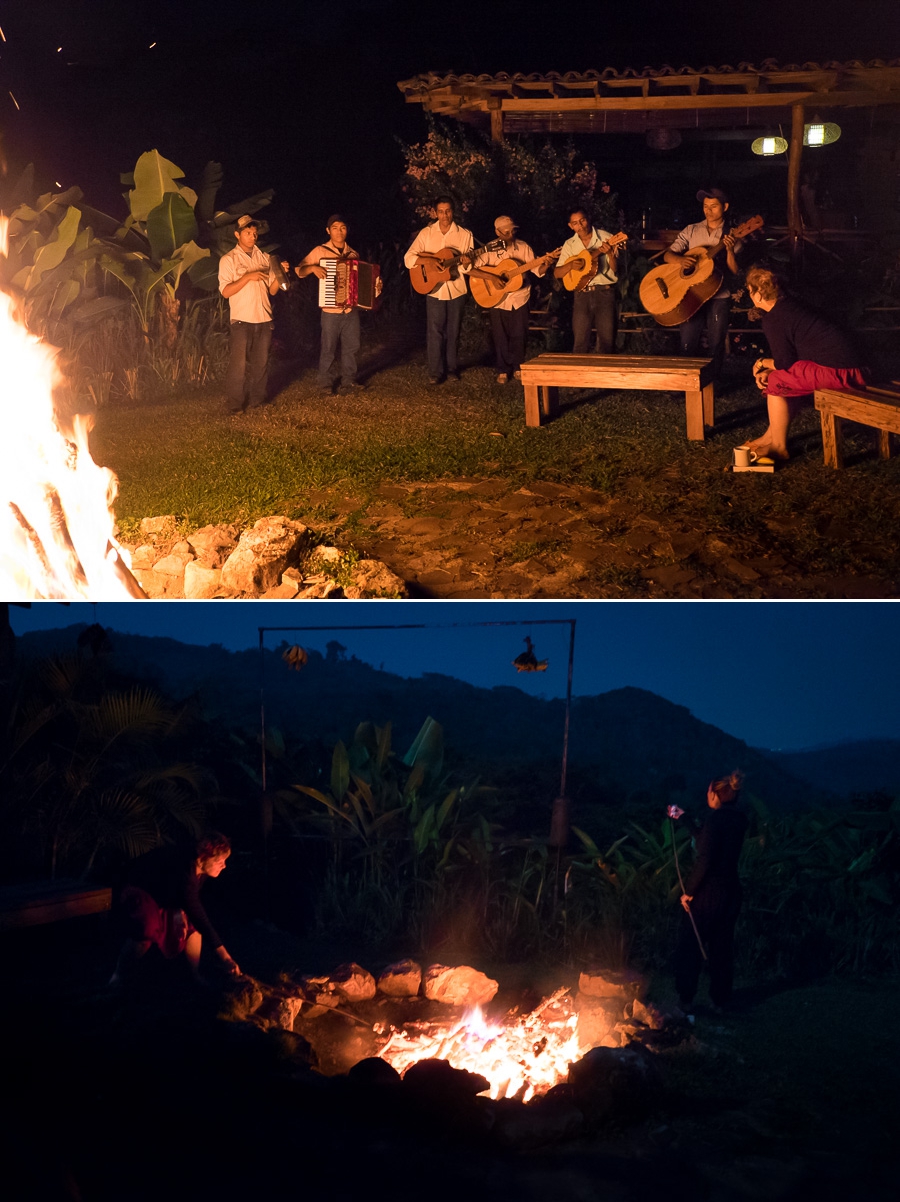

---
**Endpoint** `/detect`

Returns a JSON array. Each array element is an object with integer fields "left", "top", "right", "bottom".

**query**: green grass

[{"left": 90, "top": 346, "right": 900, "bottom": 588}]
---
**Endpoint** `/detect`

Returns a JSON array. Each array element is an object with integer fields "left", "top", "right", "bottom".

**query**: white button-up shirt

[
  {"left": 404, "top": 221, "right": 474, "bottom": 300},
  {"left": 559, "top": 227, "right": 618, "bottom": 289},
  {"left": 218, "top": 244, "right": 277, "bottom": 322},
  {"left": 474, "top": 239, "right": 548, "bottom": 311}
]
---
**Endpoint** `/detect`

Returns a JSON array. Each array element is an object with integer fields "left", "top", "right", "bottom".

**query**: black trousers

[
  {"left": 572, "top": 287, "right": 617, "bottom": 354},
  {"left": 674, "top": 880, "right": 742, "bottom": 1007},
  {"left": 489, "top": 303, "right": 530, "bottom": 375},
  {"left": 678, "top": 297, "right": 730, "bottom": 378},
  {"left": 226, "top": 320, "right": 273, "bottom": 411}
]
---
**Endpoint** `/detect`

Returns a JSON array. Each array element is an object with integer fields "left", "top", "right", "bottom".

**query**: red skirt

[
  {"left": 120, "top": 886, "right": 195, "bottom": 958},
  {"left": 766, "top": 361, "right": 869, "bottom": 398}
]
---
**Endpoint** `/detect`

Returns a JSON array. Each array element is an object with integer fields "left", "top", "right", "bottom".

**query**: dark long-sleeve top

[
  {"left": 761, "top": 296, "right": 864, "bottom": 372},
  {"left": 124, "top": 845, "right": 223, "bottom": 949},
  {"left": 686, "top": 807, "right": 749, "bottom": 895}
]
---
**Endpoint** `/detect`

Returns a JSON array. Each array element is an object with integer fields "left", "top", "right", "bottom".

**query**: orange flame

[
  {"left": 0, "top": 216, "right": 139, "bottom": 598},
  {"left": 379, "top": 991, "right": 587, "bottom": 1103}
]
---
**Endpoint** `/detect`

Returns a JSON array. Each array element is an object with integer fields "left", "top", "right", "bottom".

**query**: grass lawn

[{"left": 89, "top": 340, "right": 900, "bottom": 598}]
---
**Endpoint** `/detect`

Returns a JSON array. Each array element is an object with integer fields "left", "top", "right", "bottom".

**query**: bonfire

[{"left": 0, "top": 215, "right": 141, "bottom": 598}]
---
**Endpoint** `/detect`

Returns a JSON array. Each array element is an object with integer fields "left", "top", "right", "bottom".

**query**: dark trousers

[
  {"left": 489, "top": 303, "right": 530, "bottom": 375},
  {"left": 226, "top": 320, "right": 273, "bottom": 410},
  {"left": 318, "top": 309, "right": 361, "bottom": 388},
  {"left": 679, "top": 297, "right": 730, "bottom": 378},
  {"left": 572, "top": 287, "right": 617, "bottom": 354},
  {"left": 674, "top": 881, "right": 742, "bottom": 1007},
  {"left": 425, "top": 294, "right": 465, "bottom": 378}
]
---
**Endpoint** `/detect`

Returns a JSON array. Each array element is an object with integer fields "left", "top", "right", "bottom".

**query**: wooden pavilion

[{"left": 398, "top": 59, "right": 900, "bottom": 259}]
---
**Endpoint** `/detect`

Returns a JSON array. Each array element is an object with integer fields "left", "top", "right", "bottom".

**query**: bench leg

[
  {"left": 701, "top": 381, "right": 715, "bottom": 429},
  {"left": 541, "top": 385, "right": 559, "bottom": 421},
  {"left": 820, "top": 410, "right": 843, "bottom": 468},
  {"left": 684, "top": 389, "right": 705, "bottom": 441},
  {"left": 878, "top": 429, "right": 895, "bottom": 460},
  {"left": 523, "top": 383, "right": 543, "bottom": 427}
]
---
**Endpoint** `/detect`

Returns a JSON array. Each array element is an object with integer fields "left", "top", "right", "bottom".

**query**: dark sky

[
  {"left": 1, "top": 0, "right": 897, "bottom": 240},
  {"left": 9, "top": 600, "right": 899, "bottom": 752}
]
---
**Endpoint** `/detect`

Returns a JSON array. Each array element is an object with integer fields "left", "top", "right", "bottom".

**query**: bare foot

[{"left": 746, "top": 435, "right": 790, "bottom": 460}]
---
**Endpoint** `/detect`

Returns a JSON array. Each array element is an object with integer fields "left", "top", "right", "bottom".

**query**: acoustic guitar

[
  {"left": 469, "top": 247, "right": 562, "bottom": 309},
  {"left": 554, "top": 233, "right": 628, "bottom": 292},
  {"left": 409, "top": 239, "right": 503, "bottom": 295},
  {"left": 639, "top": 215, "right": 764, "bottom": 326}
]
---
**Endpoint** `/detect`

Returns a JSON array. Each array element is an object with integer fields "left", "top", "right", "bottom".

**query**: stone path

[{"left": 295, "top": 478, "right": 898, "bottom": 600}]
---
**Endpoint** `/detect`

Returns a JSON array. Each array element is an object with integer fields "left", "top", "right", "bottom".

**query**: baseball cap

[
  {"left": 236, "top": 214, "right": 259, "bottom": 230},
  {"left": 696, "top": 188, "right": 729, "bottom": 204}
]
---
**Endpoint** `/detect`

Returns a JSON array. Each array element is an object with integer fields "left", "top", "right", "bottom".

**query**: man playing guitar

[
  {"left": 470, "top": 215, "right": 555, "bottom": 384},
  {"left": 558, "top": 208, "right": 621, "bottom": 354},
  {"left": 664, "top": 188, "right": 742, "bottom": 378},
  {"left": 403, "top": 195, "right": 474, "bottom": 385}
]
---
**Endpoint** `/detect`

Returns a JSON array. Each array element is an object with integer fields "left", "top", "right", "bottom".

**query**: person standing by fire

[
  {"left": 218, "top": 214, "right": 282, "bottom": 414},
  {"left": 674, "top": 771, "right": 748, "bottom": 1014},
  {"left": 109, "top": 832, "right": 241, "bottom": 989}
]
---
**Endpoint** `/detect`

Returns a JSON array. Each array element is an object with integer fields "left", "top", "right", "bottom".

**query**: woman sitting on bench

[{"left": 744, "top": 266, "right": 869, "bottom": 460}]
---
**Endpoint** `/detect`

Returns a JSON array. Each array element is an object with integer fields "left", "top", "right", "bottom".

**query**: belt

[{"left": 581, "top": 284, "right": 614, "bottom": 292}]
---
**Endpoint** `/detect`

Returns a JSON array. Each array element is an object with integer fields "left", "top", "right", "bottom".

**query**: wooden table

[
  {"left": 814, "top": 385, "right": 900, "bottom": 468},
  {"left": 0, "top": 880, "right": 112, "bottom": 930},
  {"left": 519, "top": 354, "right": 716, "bottom": 439}
]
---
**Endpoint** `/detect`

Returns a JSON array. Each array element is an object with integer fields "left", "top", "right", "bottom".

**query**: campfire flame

[
  {"left": 378, "top": 990, "right": 587, "bottom": 1103},
  {"left": 0, "top": 216, "right": 141, "bottom": 598}
]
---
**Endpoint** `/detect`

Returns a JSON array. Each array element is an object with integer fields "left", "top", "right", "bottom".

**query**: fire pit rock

[
  {"left": 123, "top": 513, "right": 408, "bottom": 599},
  {"left": 377, "top": 959, "right": 423, "bottom": 997},
  {"left": 567, "top": 1043, "right": 663, "bottom": 1127},
  {"left": 578, "top": 967, "right": 647, "bottom": 1002},
  {"left": 423, "top": 964, "right": 499, "bottom": 1007},
  {"left": 490, "top": 1089, "right": 585, "bottom": 1149}
]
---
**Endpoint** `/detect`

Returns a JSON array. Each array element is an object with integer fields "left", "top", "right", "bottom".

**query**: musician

[
  {"left": 558, "top": 208, "right": 620, "bottom": 354},
  {"left": 471, "top": 216, "right": 553, "bottom": 384},
  {"left": 744, "top": 265, "right": 869, "bottom": 460},
  {"left": 296, "top": 214, "right": 372, "bottom": 394},
  {"left": 218, "top": 214, "right": 282, "bottom": 414},
  {"left": 403, "top": 196, "right": 474, "bottom": 385},
  {"left": 664, "top": 188, "right": 741, "bottom": 377}
]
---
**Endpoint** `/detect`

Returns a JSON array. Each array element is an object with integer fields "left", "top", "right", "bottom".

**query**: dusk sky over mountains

[{"left": 10, "top": 601, "right": 898, "bottom": 753}]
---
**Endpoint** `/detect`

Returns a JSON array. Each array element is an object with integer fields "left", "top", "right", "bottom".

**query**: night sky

[
  {"left": 9, "top": 600, "right": 899, "bottom": 753},
  {"left": 1, "top": 0, "right": 898, "bottom": 243}
]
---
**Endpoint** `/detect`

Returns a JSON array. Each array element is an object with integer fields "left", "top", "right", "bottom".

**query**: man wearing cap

[
  {"left": 557, "top": 208, "right": 621, "bottom": 355},
  {"left": 470, "top": 217, "right": 554, "bottom": 384},
  {"left": 403, "top": 195, "right": 474, "bottom": 385},
  {"left": 296, "top": 214, "right": 377, "bottom": 394},
  {"left": 664, "top": 189, "right": 742, "bottom": 378},
  {"left": 218, "top": 215, "right": 281, "bottom": 414}
]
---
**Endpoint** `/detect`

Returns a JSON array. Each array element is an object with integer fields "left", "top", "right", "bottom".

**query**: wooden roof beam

[{"left": 494, "top": 89, "right": 900, "bottom": 112}]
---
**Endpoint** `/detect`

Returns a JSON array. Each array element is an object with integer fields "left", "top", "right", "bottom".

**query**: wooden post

[
  {"left": 488, "top": 97, "right": 504, "bottom": 144},
  {"left": 787, "top": 103, "right": 805, "bottom": 268}
]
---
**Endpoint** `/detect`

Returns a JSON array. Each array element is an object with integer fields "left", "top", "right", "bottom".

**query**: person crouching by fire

[
  {"left": 674, "top": 771, "right": 748, "bottom": 1015},
  {"left": 109, "top": 832, "right": 241, "bottom": 989}
]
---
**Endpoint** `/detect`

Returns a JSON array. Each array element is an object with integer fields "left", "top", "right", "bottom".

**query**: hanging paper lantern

[
  {"left": 803, "top": 122, "right": 841, "bottom": 147},
  {"left": 646, "top": 128, "right": 682, "bottom": 151},
  {"left": 751, "top": 136, "right": 789, "bottom": 156}
]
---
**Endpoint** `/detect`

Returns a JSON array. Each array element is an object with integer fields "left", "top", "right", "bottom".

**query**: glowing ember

[
  {"left": 0, "top": 216, "right": 141, "bottom": 598},
  {"left": 378, "top": 989, "right": 587, "bottom": 1103}
]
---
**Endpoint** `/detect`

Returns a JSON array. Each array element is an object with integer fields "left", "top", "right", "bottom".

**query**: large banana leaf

[
  {"left": 195, "top": 160, "right": 224, "bottom": 223},
  {"left": 129, "top": 150, "right": 186, "bottom": 222},
  {"left": 402, "top": 716, "right": 444, "bottom": 781},
  {"left": 146, "top": 193, "right": 199, "bottom": 262},
  {"left": 187, "top": 254, "right": 219, "bottom": 292},
  {"left": 23, "top": 205, "right": 81, "bottom": 291},
  {"left": 331, "top": 741, "right": 350, "bottom": 802}
]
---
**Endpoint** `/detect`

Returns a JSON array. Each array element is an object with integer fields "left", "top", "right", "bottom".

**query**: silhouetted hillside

[
  {"left": 13, "top": 625, "right": 834, "bottom": 810},
  {"left": 764, "top": 740, "right": 900, "bottom": 798}
]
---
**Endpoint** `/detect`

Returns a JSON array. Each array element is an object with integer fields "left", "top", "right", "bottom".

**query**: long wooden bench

[
  {"left": 814, "top": 385, "right": 900, "bottom": 468},
  {"left": 518, "top": 354, "right": 716, "bottom": 439},
  {"left": 0, "top": 880, "right": 112, "bottom": 931}
]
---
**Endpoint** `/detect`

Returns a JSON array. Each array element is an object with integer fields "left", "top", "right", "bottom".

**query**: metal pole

[
  {"left": 787, "top": 102, "right": 805, "bottom": 271},
  {"left": 559, "top": 619, "right": 576, "bottom": 799}
]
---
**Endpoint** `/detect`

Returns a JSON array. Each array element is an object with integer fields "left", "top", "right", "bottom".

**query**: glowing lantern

[
  {"left": 803, "top": 122, "right": 841, "bottom": 147},
  {"left": 751, "top": 136, "right": 788, "bottom": 156}
]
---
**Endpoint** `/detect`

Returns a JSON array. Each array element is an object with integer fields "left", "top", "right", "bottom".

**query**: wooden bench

[
  {"left": 518, "top": 354, "right": 716, "bottom": 439},
  {"left": 0, "top": 880, "right": 112, "bottom": 931},
  {"left": 814, "top": 385, "right": 900, "bottom": 468}
]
